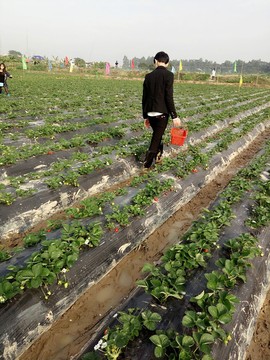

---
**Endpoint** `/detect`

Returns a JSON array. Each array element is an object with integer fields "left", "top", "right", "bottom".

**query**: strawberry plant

[
  {"left": 246, "top": 181, "right": 270, "bottom": 228},
  {"left": 23, "top": 230, "right": 46, "bottom": 248},
  {"left": 87, "top": 309, "right": 161, "bottom": 360}
]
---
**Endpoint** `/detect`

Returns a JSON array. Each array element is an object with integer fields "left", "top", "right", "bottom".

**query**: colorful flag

[
  {"left": 233, "top": 61, "right": 237, "bottom": 73},
  {"left": 105, "top": 62, "right": 110, "bottom": 75},
  {"left": 179, "top": 60, "right": 183, "bottom": 72},
  {"left": 64, "top": 56, "right": 69, "bottom": 66},
  {"left": 69, "top": 63, "right": 74, "bottom": 73},
  {"left": 171, "top": 65, "right": 176, "bottom": 74},
  {"left": 131, "top": 58, "right": 135, "bottom": 69},
  {"left": 239, "top": 75, "right": 243, "bottom": 88},
  {"left": 22, "top": 55, "right": 27, "bottom": 70}
]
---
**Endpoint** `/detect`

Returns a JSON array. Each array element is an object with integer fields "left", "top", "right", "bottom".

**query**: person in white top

[{"left": 211, "top": 68, "right": 216, "bottom": 80}]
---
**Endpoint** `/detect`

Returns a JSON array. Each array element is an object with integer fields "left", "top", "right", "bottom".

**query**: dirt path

[{"left": 245, "top": 288, "right": 270, "bottom": 360}]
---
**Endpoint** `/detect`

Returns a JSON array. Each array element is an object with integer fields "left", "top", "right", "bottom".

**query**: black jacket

[
  {"left": 0, "top": 73, "right": 5, "bottom": 84},
  {"left": 142, "top": 66, "right": 177, "bottom": 119}
]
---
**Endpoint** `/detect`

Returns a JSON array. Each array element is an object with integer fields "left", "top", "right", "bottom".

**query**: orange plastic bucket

[{"left": 171, "top": 128, "right": 188, "bottom": 146}]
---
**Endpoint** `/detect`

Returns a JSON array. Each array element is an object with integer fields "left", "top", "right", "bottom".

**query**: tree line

[
  {"left": 122, "top": 55, "right": 270, "bottom": 74},
  {"left": 3, "top": 50, "right": 270, "bottom": 74}
]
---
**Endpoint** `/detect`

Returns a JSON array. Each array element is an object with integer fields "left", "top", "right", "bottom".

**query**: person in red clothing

[{"left": 142, "top": 51, "right": 181, "bottom": 168}]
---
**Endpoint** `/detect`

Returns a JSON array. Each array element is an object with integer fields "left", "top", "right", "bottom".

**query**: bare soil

[{"left": 245, "top": 288, "right": 270, "bottom": 360}]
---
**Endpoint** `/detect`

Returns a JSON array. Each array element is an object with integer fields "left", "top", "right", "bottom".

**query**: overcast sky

[{"left": 1, "top": 0, "right": 269, "bottom": 65}]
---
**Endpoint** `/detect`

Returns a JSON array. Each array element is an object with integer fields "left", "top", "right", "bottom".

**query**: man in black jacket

[{"left": 142, "top": 51, "right": 181, "bottom": 168}]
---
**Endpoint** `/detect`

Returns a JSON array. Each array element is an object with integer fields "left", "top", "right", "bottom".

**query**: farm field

[{"left": 0, "top": 71, "right": 270, "bottom": 360}]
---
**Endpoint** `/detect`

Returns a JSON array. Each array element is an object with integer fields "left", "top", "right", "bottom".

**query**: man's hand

[
  {"left": 144, "top": 118, "right": 150, "bottom": 128},
  {"left": 173, "top": 117, "right": 181, "bottom": 127}
]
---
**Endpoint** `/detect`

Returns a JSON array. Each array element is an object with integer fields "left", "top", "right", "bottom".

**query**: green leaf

[
  {"left": 67, "top": 253, "right": 79, "bottom": 267},
  {"left": 200, "top": 333, "right": 215, "bottom": 345},
  {"left": 225, "top": 293, "right": 239, "bottom": 304},
  {"left": 214, "top": 327, "right": 227, "bottom": 341},
  {"left": 30, "top": 277, "right": 42, "bottom": 288},
  {"left": 81, "top": 352, "right": 101, "bottom": 360},
  {"left": 41, "top": 267, "right": 51, "bottom": 277},
  {"left": 207, "top": 279, "right": 218, "bottom": 290},
  {"left": 41, "top": 239, "right": 53, "bottom": 246},
  {"left": 202, "top": 355, "right": 214, "bottom": 360},
  {"left": 141, "top": 311, "right": 161, "bottom": 331},
  {"left": 208, "top": 306, "right": 218, "bottom": 319},
  {"left": 32, "top": 263, "right": 43, "bottom": 277},
  {"left": 224, "top": 259, "right": 233, "bottom": 271},
  {"left": 150, "top": 334, "right": 170, "bottom": 348},
  {"left": 41, "top": 251, "right": 49, "bottom": 260},
  {"left": 193, "top": 291, "right": 205, "bottom": 300},
  {"left": 238, "top": 274, "right": 247, "bottom": 282},
  {"left": 16, "top": 269, "right": 34, "bottom": 281},
  {"left": 1, "top": 280, "right": 13, "bottom": 293},
  {"left": 150, "top": 278, "right": 162, "bottom": 287},
  {"left": 6, "top": 265, "right": 18, "bottom": 272},
  {"left": 46, "top": 272, "right": 57, "bottom": 285},
  {"left": 49, "top": 249, "right": 63, "bottom": 260},
  {"left": 154, "top": 346, "right": 165, "bottom": 358},
  {"left": 179, "top": 349, "right": 194, "bottom": 360},
  {"left": 205, "top": 273, "right": 218, "bottom": 290},
  {"left": 182, "top": 335, "right": 195, "bottom": 348},
  {"left": 182, "top": 314, "right": 195, "bottom": 328},
  {"left": 196, "top": 253, "right": 206, "bottom": 266},
  {"left": 200, "top": 343, "right": 211, "bottom": 355},
  {"left": 216, "top": 303, "right": 227, "bottom": 315},
  {"left": 54, "top": 260, "right": 65, "bottom": 271},
  {"left": 136, "top": 279, "right": 148, "bottom": 288},
  {"left": 114, "top": 333, "right": 129, "bottom": 348},
  {"left": 141, "top": 263, "right": 155, "bottom": 273},
  {"left": 218, "top": 313, "right": 232, "bottom": 324}
]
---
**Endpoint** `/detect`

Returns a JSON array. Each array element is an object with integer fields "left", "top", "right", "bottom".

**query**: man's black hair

[{"left": 154, "top": 51, "right": 169, "bottom": 64}]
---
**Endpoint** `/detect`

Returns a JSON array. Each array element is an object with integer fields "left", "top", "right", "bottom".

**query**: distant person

[
  {"left": 115, "top": 61, "right": 118, "bottom": 68},
  {"left": 211, "top": 68, "right": 216, "bottom": 80},
  {"left": 0, "top": 63, "right": 12, "bottom": 96},
  {"left": 142, "top": 51, "right": 181, "bottom": 168}
]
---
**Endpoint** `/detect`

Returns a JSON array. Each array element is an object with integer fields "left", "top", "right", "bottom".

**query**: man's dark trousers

[{"left": 144, "top": 114, "right": 168, "bottom": 167}]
